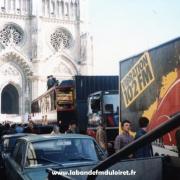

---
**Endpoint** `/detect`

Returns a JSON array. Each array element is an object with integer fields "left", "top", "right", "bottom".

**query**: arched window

[
  {"left": 74, "top": 2, "right": 77, "bottom": 19},
  {"left": 45, "top": 0, "right": 50, "bottom": 16},
  {"left": 51, "top": 0, "right": 55, "bottom": 16},
  {"left": 16, "top": 0, "right": 21, "bottom": 13},
  {"left": 8, "top": 0, "right": 15, "bottom": 11},
  {"left": 22, "top": 0, "right": 27, "bottom": 12},
  {"left": 42, "top": 0, "right": 45, "bottom": 16},
  {"left": 1, "top": 84, "right": 19, "bottom": 114},
  {"left": 70, "top": 2, "right": 73, "bottom": 18},
  {"left": 61, "top": 1, "right": 64, "bottom": 16},
  {"left": 64, "top": 2, "right": 69, "bottom": 16},
  {"left": 57, "top": 0, "right": 60, "bottom": 17}
]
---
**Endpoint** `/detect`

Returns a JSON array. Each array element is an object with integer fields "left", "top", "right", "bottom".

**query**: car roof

[
  {"left": 2, "top": 133, "right": 35, "bottom": 139},
  {"left": 18, "top": 134, "right": 94, "bottom": 143}
]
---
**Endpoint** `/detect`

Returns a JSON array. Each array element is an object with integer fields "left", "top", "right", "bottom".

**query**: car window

[
  {"left": 12, "top": 142, "right": 20, "bottom": 158},
  {"left": 75, "top": 139, "right": 99, "bottom": 160},
  {"left": 3, "top": 138, "right": 9, "bottom": 151},
  {"left": 9, "top": 138, "right": 17, "bottom": 152},
  {"left": 26, "top": 143, "right": 38, "bottom": 167},
  {"left": 94, "top": 141, "right": 105, "bottom": 160},
  {"left": 13, "top": 141, "right": 26, "bottom": 166},
  {"left": 3, "top": 137, "right": 17, "bottom": 153}
]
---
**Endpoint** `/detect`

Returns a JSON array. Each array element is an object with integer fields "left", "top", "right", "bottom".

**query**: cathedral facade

[{"left": 0, "top": 0, "right": 93, "bottom": 121}]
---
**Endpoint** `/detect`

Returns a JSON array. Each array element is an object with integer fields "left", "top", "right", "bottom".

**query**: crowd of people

[
  {"left": 0, "top": 117, "right": 78, "bottom": 138},
  {"left": 0, "top": 116, "right": 153, "bottom": 159},
  {"left": 0, "top": 122, "right": 24, "bottom": 137},
  {"left": 96, "top": 116, "right": 153, "bottom": 158},
  {"left": 1, "top": 115, "right": 180, "bottom": 159}
]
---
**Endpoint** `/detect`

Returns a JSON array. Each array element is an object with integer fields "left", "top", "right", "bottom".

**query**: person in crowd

[
  {"left": 1, "top": 123, "right": 14, "bottom": 135},
  {"left": 66, "top": 121, "right": 77, "bottom": 134},
  {"left": 28, "top": 114, "right": 32, "bottom": 122},
  {"left": 24, "top": 120, "right": 35, "bottom": 133},
  {"left": 134, "top": 117, "right": 153, "bottom": 158},
  {"left": 0, "top": 123, "right": 4, "bottom": 137},
  {"left": 44, "top": 115, "right": 48, "bottom": 125},
  {"left": 9, "top": 123, "right": 16, "bottom": 134},
  {"left": 51, "top": 125, "right": 60, "bottom": 135},
  {"left": 114, "top": 120, "right": 134, "bottom": 153},
  {"left": 58, "top": 120, "right": 62, "bottom": 133},
  {"left": 41, "top": 116, "right": 45, "bottom": 125},
  {"left": 96, "top": 122, "right": 107, "bottom": 153},
  {"left": 15, "top": 124, "right": 24, "bottom": 133}
]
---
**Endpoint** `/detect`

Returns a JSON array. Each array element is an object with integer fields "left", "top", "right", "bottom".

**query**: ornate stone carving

[
  {"left": 53, "top": 63, "right": 72, "bottom": 75},
  {"left": 1, "top": 51, "right": 33, "bottom": 76},
  {"left": 50, "top": 28, "right": 73, "bottom": 51},
  {"left": 0, "top": 63, "right": 22, "bottom": 86},
  {"left": 0, "top": 24, "right": 23, "bottom": 47},
  {"left": 0, "top": 63, "right": 21, "bottom": 77}
]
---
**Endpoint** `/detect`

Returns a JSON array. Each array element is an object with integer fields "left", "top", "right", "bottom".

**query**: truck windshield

[
  {"left": 88, "top": 95, "right": 101, "bottom": 113},
  {"left": 103, "top": 94, "right": 119, "bottom": 114}
]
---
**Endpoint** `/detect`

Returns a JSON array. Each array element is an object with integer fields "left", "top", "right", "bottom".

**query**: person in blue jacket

[{"left": 135, "top": 117, "right": 153, "bottom": 158}]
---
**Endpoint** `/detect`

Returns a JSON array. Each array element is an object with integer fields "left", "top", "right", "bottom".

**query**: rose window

[
  {"left": 50, "top": 28, "right": 72, "bottom": 51},
  {"left": 0, "top": 25, "right": 23, "bottom": 47}
]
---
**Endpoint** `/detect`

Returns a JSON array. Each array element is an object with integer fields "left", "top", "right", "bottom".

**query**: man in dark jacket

[
  {"left": 135, "top": 117, "right": 153, "bottom": 158},
  {"left": 66, "top": 121, "right": 77, "bottom": 134}
]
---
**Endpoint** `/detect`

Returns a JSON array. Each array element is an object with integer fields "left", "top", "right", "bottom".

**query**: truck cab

[{"left": 87, "top": 90, "right": 119, "bottom": 154}]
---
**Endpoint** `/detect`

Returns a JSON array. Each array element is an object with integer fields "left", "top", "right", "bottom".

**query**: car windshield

[{"left": 26, "top": 138, "right": 100, "bottom": 167}]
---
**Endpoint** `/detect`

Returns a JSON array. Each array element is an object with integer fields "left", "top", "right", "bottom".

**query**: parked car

[
  {"left": 5, "top": 134, "right": 105, "bottom": 180},
  {"left": 0, "top": 133, "right": 34, "bottom": 180}
]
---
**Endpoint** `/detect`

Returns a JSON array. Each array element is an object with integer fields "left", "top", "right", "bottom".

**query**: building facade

[{"left": 0, "top": 0, "right": 93, "bottom": 121}]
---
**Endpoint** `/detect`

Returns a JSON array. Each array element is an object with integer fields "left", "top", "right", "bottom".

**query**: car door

[{"left": 5, "top": 140, "right": 26, "bottom": 180}]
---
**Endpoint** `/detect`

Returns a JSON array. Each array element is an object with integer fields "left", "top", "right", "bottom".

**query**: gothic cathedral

[{"left": 0, "top": 0, "right": 93, "bottom": 122}]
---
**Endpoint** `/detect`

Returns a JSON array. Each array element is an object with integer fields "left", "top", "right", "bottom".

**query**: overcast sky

[{"left": 88, "top": 0, "right": 180, "bottom": 75}]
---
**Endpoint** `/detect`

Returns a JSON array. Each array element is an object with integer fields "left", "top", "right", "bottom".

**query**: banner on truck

[{"left": 121, "top": 52, "right": 155, "bottom": 107}]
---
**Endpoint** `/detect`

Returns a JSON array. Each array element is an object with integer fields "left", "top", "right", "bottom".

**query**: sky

[{"left": 88, "top": 0, "right": 180, "bottom": 75}]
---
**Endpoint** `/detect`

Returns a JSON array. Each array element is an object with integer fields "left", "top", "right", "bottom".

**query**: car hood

[
  {"left": 24, "top": 167, "right": 48, "bottom": 180},
  {"left": 24, "top": 161, "right": 98, "bottom": 180}
]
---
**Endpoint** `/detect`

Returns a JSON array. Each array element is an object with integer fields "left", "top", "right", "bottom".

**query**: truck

[
  {"left": 119, "top": 37, "right": 180, "bottom": 156},
  {"left": 74, "top": 75, "right": 118, "bottom": 134},
  {"left": 87, "top": 90, "right": 119, "bottom": 145},
  {"left": 31, "top": 75, "right": 119, "bottom": 135}
]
